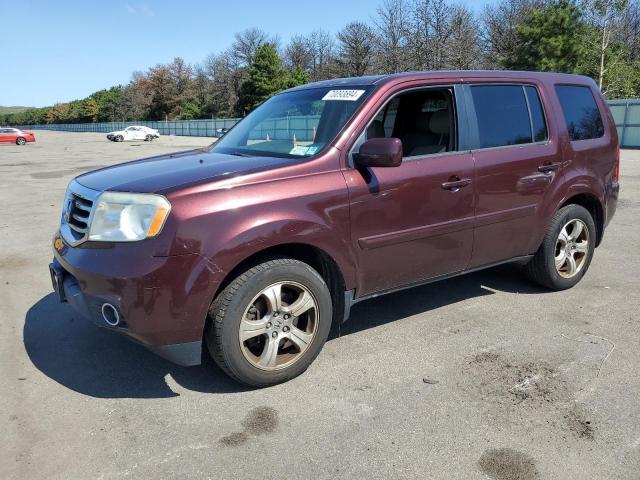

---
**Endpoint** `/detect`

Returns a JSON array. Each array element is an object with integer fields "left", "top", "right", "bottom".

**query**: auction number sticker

[{"left": 322, "top": 89, "right": 366, "bottom": 101}]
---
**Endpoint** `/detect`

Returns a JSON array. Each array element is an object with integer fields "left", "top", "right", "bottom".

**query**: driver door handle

[
  {"left": 538, "top": 162, "right": 562, "bottom": 173},
  {"left": 441, "top": 177, "right": 472, "bottom": 191}
]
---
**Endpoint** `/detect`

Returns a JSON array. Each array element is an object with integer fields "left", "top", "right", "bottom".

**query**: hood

[
  {"left": 107, "top": 130, "right": 125, "bottom": 135},
  {"left": 74, "top": 149, "right": 298, "bottom": 193}
]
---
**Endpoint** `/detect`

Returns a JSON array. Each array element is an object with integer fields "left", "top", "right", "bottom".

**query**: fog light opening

[{"left": 101, "top": 303, "right": 120, "bottom": 326}]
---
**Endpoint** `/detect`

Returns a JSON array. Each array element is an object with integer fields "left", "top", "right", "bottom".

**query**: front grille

[
  {"left": 66, "top": 194, "right": 93, "bottom": 239},
  {"left": 60, "top": 180, "right": 99, "bottom": 246}
]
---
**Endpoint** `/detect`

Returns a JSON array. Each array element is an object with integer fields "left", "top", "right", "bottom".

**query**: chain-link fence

[{"left": 29, "top": 119, "right": 241, "bottom": 137}]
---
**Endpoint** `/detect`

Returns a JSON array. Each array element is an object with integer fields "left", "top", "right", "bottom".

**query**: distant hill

[{"left": 0, "top": 106, "right": 30, "bottom": 114}]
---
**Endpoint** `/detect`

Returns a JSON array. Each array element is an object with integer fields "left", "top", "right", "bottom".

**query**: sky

[{"left": 1, "top": 0, "right": 494, "bottom": 107}]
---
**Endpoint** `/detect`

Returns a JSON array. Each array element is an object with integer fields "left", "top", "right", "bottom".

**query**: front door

[{"left": 345, "top": 86, "right": 475, "bottom": 296}]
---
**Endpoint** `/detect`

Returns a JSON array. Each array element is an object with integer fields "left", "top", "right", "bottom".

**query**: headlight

[{"left": 88, "top": 192, "right": 171, "bottom": 242}]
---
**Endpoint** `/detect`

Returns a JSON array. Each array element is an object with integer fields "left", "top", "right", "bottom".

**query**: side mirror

[{"left": 353, "top": 137, "right": 403, "bottom": 168}]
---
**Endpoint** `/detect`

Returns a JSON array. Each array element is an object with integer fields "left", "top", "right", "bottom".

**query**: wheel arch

[
  {"left": 210, "top": 242, "right": 349, "bottom": 325},
  {"left": 559, "top": 193, "right": 605, "bottom": 246}
]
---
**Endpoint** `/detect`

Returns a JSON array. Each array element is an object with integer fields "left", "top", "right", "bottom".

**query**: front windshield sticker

[
  {"left": 306, "top": 146, "right": 319, "bottom": 155},
  {"left": 321, "top": 89, "right": 366, "bottom": 101},
  {"left": 289, "top": 145, "right": 311, "bottom": 155}
]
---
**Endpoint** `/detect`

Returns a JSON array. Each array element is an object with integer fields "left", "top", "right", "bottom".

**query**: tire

[
  {"left": 206, "top": 258, "right": 332, "bottom": 387},
  {"left": 525, "top": 204, "right": 596, "bottom": 290},
  {"left": 16, "top": 137, "right": 26, "bottom": 145},
  {"left": 145, "top": 134, "right": 152, "bottom": 142},
  {"left": 116, "top": 135, "right": 124, "bottom": 142}
]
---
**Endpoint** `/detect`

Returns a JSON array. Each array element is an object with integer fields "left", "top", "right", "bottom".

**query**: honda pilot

[{"left": 50, "top": 71, "right": 620, "bottom": 386}]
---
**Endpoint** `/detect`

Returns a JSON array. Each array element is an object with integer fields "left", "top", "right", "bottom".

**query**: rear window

[
  {"left": 554, "top": 85, "right": 604, "bottom": 141},
  {"left": 470, "top": 85, "right": 546, "bottom": 149}
]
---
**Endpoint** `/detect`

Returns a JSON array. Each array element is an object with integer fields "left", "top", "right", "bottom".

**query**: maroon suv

[{"left": 50, "top": 71, "right": 619, "bottom": 386}]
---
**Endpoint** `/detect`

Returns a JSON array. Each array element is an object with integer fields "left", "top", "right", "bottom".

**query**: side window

[
  {"left": 470, "top": 85, "right": 532, "bottom": 148},
  {"left": 368, "top": 97, "right": 399, "bottom": 139},
  {"left": 554, "top": 85, "right": 604, "bottom": 141},
  {"left": 365, "top": 88, "right": 456, "bottom": 158},
  {"left": 525, "top": 86, "right": 548, "bottom": 142}
]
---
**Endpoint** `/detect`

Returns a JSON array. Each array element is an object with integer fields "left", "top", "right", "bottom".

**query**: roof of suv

[{"left": 286, "top": 70, "right": 596, "bottom": 92}]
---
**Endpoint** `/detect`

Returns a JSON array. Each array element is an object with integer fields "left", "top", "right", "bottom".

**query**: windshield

[{"left": 212, "top": 86, "right": 374, "bottom": 158}]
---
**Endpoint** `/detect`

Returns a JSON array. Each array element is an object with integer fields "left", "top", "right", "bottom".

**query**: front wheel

[
  {"left": 525, "top": 204, "right": 596, "bottom": 290},
  {"left": 145, "top": 134, "right": 153, "bottom": 141},
  {"left": 116, "top": 135, "right": 124, "bottom": 142},
  {"left": 206, "top": 258, "right": 332, "bottom": 387},
  {"left": 16, "top": 137, "right": 26, "bottom": 145}
]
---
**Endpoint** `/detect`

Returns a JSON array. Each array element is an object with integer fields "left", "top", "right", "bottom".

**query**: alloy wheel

[
  {"left": 238, "top": 281, "right": 318, "bottom": 371},
  {"left": 555, "top": 219, "right": 589, "bottom": 278}
]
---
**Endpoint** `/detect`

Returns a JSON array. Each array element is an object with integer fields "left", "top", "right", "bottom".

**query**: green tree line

[{"left": 3, "top": 0, "right": 640, "bottom": 126}]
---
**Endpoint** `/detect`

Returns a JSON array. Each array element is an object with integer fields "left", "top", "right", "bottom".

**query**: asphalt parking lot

[{"left": 1, "top": 131, "right": 639, "bottom": 479}]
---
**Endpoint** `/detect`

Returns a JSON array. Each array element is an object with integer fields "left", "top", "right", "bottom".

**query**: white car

[{"left": 106, "top": 126, "right": 160, "bottom": 142}]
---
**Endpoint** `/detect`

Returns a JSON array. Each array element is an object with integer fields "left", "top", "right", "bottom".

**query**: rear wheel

[
  {"left": 525, "top": 204, "right": 596, "bottom": 290},
  {"left": 206, "top": 258, "right": 332, "bottom": 387},
  {"left": 16, "top": 137, "right": 26, "bottom": 145}
]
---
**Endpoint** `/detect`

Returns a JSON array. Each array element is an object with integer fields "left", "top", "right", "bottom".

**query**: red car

[
  {"left": 50, "top": 71, "right": 619, "bottom": 386},
  {"left": 0, "top": 127, "right": 35, "bottom": 145}
]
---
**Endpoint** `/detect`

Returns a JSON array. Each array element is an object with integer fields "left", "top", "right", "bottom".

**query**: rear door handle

[
  {"left": 441, "top": 178, "right": 472, "bottom": 191},
  {"left": 538, "top": 162, "right": 562, "bottom": 173}
]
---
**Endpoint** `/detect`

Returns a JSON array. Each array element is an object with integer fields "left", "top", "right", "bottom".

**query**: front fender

[
  {"left": 163, "top": 170, "right": 354, "bottom": 333},
  {"left": 173, "top": 218, "right": 357, "bottom": 341},
  {"left": 208, "top": 219, "right": 357, "bottom": 287}
]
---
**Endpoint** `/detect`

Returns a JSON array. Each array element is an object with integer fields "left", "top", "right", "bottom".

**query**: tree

[
  {"left": 286, "top": 66, "right": 310, "bottom": 88},
  {"left": 372, "top": 0, "right": 410, "bottom": 73},
  {"left": 231, "top": 28, "right": 274, "bottom": 66},
  {"left": 503, "top": 0, "right": 585, "bottom": 72},
  {"left": 90, "top": 86, "right": 125, "bottom": 122},
  {"left": 406, "top": 0, "right": 455, "bottom": 69},
  {"left": 581, "top": 0, "right": 628, "bottom": 89},
  {"left": 122, "top": 71, "right": 152, "bottom": 121},
  {"left": 446, "top": 5, "right": 482, "bottom": 69},
  {"left": 236, "top": 43, "right": 288, "bottom": 114},
  {"left": 308, "top": 30, "right": 337, "bottom": 81},
  {"left": 577, "top": 0, "right": 640, "bottom": 97},
  {"left": 336, "top": 22, "right": 375, "bottom": 76},
  {"left": 481, "top": 0, "right": 543, "bottom": 68},
  {"left": 284, "top": 34, "right": 315, "bottom": 73},
  {"left": 200, "top": 51, "right": 244, "bottom": 117}
]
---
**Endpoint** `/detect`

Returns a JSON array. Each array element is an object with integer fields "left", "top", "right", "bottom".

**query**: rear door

[
  {"left": 134, "top": 127, "right": 147, "bottom": 140},
  {"left": 464, "top": 83, "right": 562, "bottom": 267},
  {"left": 0, "top": 128, "right": 10, "bottom": 143},
  {"left": 344, "top": 84, "right": 476, "bottom": 296},
  {"left": 124, "top": 127, "right": 137, "bottom": 140}
]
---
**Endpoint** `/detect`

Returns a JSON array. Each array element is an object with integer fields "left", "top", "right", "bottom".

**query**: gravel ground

[{"left": 1, "top": 131, "right": 639, "bottom": 479}]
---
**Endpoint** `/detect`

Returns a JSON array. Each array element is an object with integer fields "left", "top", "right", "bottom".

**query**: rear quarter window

[{"left": 554, "top": 85, "right": 604, "bottom": 141}]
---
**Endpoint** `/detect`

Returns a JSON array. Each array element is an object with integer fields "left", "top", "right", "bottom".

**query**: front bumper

[{"left": 49, "top": 233, "right": 218, "bottom": 366}]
